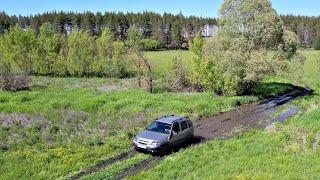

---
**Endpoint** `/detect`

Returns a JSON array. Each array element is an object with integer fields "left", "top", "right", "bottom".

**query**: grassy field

[
  {"left": 132, "top": 50, "right": 320, "bottom": 179},
  {"left": 144, "top": 50, "right": 193, "bottom": 78},
  {"left": 0, "top": 50, "right": 258, "bottom": 179},
  {"left": 0, "top": 49, "right": 318, "bottom": 179}
]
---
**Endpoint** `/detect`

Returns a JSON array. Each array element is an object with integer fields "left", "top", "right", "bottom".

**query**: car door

[
  {"left": 170, "top": 122, "right": 181, "bottom": 146},
  {"left": 179, "top": 120, "right": 189, "bottom": 143},
  {"left": 186, "top": 119, "right": 194, "bottom": 137}
]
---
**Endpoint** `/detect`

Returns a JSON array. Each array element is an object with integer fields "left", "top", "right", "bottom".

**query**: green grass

[
  {"left": 131, "top": 50, "right": 320, "bottom": 179},
  {"left": 1, "top": 49, "right": 318, "bottom": 179},
  {"left": 144, "top": 50, "right": 193, "bottom": 78},
  {"left": 0, "top": 55, "right": 258, "bottom": 179}
]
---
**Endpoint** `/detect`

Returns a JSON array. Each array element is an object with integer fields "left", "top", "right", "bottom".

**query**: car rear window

[{"left": 181, "top": 121, "right": 188, "bottom": 131}]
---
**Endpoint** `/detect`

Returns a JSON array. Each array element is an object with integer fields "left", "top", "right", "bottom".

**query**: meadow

[
  {"left": 0, "top": 49, "right": 318, "bottom": 179},
  {"left": 0, "top": 50, "right": 258, "bottom": 179}
]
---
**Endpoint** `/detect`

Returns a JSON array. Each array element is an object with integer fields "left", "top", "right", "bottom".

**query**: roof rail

[{"left": 158, "top": 114, "right": 176, "bottom": 119}]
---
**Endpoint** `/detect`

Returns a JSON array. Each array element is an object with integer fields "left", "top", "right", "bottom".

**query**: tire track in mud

[
  {"left": 71, "top": 150, "right": 137, "bottom": 179},
  {"left": 114, "top": 156, "right": 163, "bottom": 180},
  {"left": 71, "top": 87, "right": 312, "bottom": 180}
]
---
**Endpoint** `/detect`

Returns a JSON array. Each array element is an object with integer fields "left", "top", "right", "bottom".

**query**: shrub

[
  {"left": 164, "top": 57, "right": 190, "bottom": 92},
  {"left": 314, "top": 36, "right": 320, "bottom": 50},
  {"left": 189, "top": 33, "right": 233, "bottom": 95},
  {"left": 0, "top": 72, "right": 31, "bottom": 92},
  {"left": 141, "top": 39, "right": 160, "bottom": 51},
  {"left": 281, "top": 30, "right": 300, "bottom": 59}
]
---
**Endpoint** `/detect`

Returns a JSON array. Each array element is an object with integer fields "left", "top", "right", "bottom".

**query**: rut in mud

[
  {"left": 71, "top": 87, "right": 312, "bottom": 180},
  {"left": 71, "top": 150, "right": 138, "bottom": 179}
]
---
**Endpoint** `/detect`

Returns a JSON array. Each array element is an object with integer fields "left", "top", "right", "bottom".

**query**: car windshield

[{"left": 147, "top": 121, "right": 172, "bottom": 134}]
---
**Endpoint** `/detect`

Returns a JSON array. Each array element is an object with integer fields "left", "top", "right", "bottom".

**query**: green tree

[
  {"left": 189, "top": 32, "right": 228, "bottom": 94},
  {"left": 95, "top": 28, "right": 114, "bottom": 75},
  {"left": 171, "top": 22, "right": 184, "bottom": 48},
  {"left": 36, "top": 23, "right": 60, "bottom": 75},
  {"left": 127, "top": 28, "right": 143, "bottom": 86},
  {"left": 127, "top": 28, "right": 153, "bottom": 91},
  {"left": 52, "top": 35, "right": 68, "bottom": 76},
  {"left": 81, "top": 12, "right": 95, "bottom": 35},
  {"left": 111, "top": 41, "right": 128, "bottom": 78},
  {"left": 314, "top": 36, "right": 320, "bottom": 50},
  {"left": 67, "top": 30, "right": 94, "bottom": 76},
  {"left": 205, "top": 0, "right": 300, "bottom": 94},
  {"left": 1, "top": 25, "right": 37, "bottom": 73}
]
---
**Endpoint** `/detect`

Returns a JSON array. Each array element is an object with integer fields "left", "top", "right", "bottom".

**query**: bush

[
  {"left": 281, "top": 30, "right": 300, "bottom": 59},
  {"left": 0, "top": 72, "right": 31, "bottom": 92},
  {"left": 314, "top": 36, "right": 320, "bottom": 50},
  {"left": 141, "top": 39, "right": 160, "bottom": 51},
  {"left": 164, "top": 57, "right": 191, "bottom": 92}
]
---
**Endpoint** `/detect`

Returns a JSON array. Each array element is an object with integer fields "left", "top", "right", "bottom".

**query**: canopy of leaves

[{"left": 203, "top": 0, "right": 301, "bottom": 95}]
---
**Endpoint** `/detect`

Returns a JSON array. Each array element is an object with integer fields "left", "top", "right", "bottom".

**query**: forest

[
  {"left": 1, "top": 11, "right": 320, "bottom": 47},
  {"left": 0, "top": 11, "right": 216, "bottom": 49}
]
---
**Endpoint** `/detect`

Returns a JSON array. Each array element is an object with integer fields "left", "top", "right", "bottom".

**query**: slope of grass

[{"left": 132, "top": 50, "right": 320, "bottom": 179}]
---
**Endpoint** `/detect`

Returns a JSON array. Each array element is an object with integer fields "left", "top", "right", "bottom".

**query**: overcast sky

[{"left": 1, "top": 0, "right": 319, "bottom": 17}]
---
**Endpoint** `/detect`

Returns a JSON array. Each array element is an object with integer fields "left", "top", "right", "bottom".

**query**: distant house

[
  {"left": 201, "top": 24, "right": 219, "bottom": 37},
  {"left": 65, "top": 24, "right": 72, "bottom": 36}
]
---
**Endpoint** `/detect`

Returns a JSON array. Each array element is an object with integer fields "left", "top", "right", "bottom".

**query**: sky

[{"left": 0, "top": 0, "right": 319, "bottom": 17}]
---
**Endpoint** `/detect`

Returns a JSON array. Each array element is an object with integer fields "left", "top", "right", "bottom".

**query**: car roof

[{"left": 155, "top": 115, "right": 186, "bottom": 124}]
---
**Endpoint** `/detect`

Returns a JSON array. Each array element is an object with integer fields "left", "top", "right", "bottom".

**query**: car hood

[{"left": 137, "top": 130, "right": 169, "bottom": 143}]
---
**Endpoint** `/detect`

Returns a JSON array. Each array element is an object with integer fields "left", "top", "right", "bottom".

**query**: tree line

[
  {"left": 0, "top": 11, "right": 217, "bottom": 49},
  {"left": 0, "top": 23, "right": 157, "bottom": 82},
  {"left": 1, "top": 11, "right": 320, "bottom": 48},
  {"left": 281, "top": 15, "right": 320, "bottom": 47}
]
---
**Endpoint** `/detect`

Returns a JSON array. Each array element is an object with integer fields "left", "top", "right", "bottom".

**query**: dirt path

[
  {"left": 71, "top": 150, "right": 137, "bottom": 179},
  {"left": 195, "top": 88, "right": 311, "bottom": 140},
  {"left": 71, "top": 88, "right": 311, "bottom": 180},
  {"left": 114, "top": 156, "right": 163, "bottom": 180}
]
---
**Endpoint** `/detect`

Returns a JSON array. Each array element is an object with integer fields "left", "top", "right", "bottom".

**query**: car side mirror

[{"left": 172, "top": 131, "right": 177, "bottom": 136}]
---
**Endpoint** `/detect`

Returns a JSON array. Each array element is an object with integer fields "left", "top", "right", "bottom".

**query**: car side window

[
  {"left": 172, "top": 122, "right": 180, "bottom": 133},
  {"left": 187, "top": 120, "right": 193, "bottom": 128},
  {"left": 181, "top": 121, "right": 188, "bottom": 131}
]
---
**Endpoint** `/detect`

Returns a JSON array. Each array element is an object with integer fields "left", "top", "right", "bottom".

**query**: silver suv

[{"left": 133, "top": 115, "right": 194, "bottom": 154}]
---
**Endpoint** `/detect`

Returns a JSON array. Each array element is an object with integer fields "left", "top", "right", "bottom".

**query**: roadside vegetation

[{"left": 0, "top": 0, "right": 319, "bottom": 179}]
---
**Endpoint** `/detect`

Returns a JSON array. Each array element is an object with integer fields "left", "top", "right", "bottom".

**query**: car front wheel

[{"left": 159, "top": 144, "right": 171, "bottom": 156}]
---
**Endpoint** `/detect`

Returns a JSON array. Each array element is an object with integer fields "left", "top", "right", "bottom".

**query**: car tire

[{"left": 159, "top": 144, "right": 171, "bottom": 156}]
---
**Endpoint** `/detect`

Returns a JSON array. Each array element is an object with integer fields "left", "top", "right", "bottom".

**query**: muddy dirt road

[
  {"left": 71, "top": 88, "right": 312, "bottom": 180},
  {"left": 194, "top": 89, "right": 308, "bottom": 140}
]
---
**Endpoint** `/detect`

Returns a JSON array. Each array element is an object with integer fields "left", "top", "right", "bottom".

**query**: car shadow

[{"left": 149, "top": 136, "right": 205, "bottom": 157}]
